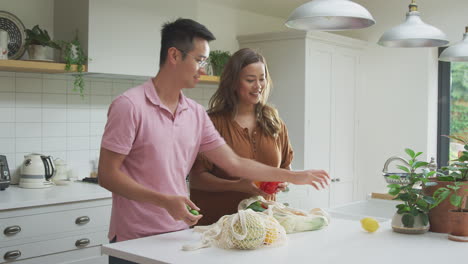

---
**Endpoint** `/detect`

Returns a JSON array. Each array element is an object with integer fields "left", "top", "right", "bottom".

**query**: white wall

[
  {"left": 87, "top": 0, "right": 197, "bottom": 77},
  {"left": 0, "top": 71, "right": 216, "bottom": 184},
  {"left": 333, "top": 0, "right": 464, "bottom": 196},
  {"left": 0, "top": 72, "right": 132, "bottom": 182},
  {"left": 353, "top": 46, "right": 439, "bottom": 196},
  {"left": 197, "top": 1, "right": 287, "bottom": 53}
]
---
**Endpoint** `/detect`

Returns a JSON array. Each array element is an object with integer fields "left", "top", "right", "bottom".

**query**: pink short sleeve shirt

[{"left": 101, "top": 79, "right": 225, "bottom": 242}]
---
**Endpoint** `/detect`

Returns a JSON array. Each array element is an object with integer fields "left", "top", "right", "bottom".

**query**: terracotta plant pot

[
  {"left": 448, "top": 209, "right": 468, "bottom": 242},
  {"left": 423, "top": 180, "right": 468, "bottom": 233}
]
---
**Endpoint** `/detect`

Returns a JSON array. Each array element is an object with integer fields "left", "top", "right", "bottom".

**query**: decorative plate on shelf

[{"left": 0, "top": 11, "right": 26, "bottom": 60}]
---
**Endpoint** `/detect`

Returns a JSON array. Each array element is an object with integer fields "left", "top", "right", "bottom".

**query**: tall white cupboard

[{"left": 238, "top": 31, "right": 367, "bottom": 209}]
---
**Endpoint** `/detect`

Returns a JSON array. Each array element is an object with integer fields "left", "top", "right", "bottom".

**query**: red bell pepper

[{"left": 259, "top": 181, "right": 281, "bottom": 194}]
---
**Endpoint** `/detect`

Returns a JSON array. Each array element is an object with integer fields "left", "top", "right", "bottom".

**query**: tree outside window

[{"left": 448, "top": 62, "right": 468, "bottom": 160}]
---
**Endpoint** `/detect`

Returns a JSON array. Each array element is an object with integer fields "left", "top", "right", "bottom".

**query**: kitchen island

[{"left": 101, "top": 199, "right": 464, "bottom": 264}]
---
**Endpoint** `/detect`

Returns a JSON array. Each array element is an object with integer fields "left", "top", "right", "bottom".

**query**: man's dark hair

[{"left": 160, "top": 18, "right": 215, "bottom": 67}]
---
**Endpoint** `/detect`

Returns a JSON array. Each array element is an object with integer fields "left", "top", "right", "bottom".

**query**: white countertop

[
  {"left": 101, "top": 199, "right": 465, "bottom": 264},
  {"left": 0, "top": 182, "right": 111, "bottom": 210},
  {"left": 101, "top": 217, "right": 464, "bottom": 264}
]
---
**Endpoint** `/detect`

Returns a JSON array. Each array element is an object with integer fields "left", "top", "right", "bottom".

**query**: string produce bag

[
  {"left": 182, "top": 209, "right": 287, "bottom": 251},
  {"left": 238, "top": 196, "right": 330, "bottom": 234}
]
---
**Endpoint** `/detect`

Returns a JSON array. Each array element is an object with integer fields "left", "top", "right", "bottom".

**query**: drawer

[
  {"left": 1, "top": 246, "right": 107, "bottom": 264},
  {"left": 1, "top": 205, "right": 111, "bottom": 242},
  {"left": 1, "top": 230, "right": 108, "bottom": 263}
]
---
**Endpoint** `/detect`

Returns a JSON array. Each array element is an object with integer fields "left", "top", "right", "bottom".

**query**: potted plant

[
  {"left": 56, "top": 32, "right": 88, "bottom": 96},
  {"left": 24, "top": 25, "right": 60, "bottom": 61},
  {"left": 427, "top": 135, "right": 468, "bottom": 241},
  {"left": 208, "top": 50, "right": 231, "bottom": 76},
  {"left": 387, "top": 148, "right": 443, "bottom": 234}
]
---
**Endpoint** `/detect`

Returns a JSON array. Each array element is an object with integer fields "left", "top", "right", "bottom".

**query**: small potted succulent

[
  {"left": 24, "top": 25, "right": 60, "bottom": 61},
  {"left": 208, "top": 50, "right": 231, "bottom": 76},
  {"left": 386, "top": 148, "right": 444, "bottom": 234}
]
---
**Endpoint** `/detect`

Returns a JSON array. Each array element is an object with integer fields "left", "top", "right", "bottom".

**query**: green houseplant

[
  {"left": 57, "top": 33, "right": 88, "bottom": 96},
  {"left": 208, "top": 50, "right": 231, "bottom": 76},
  {"left": 387, "top": 148, "right": 443, "bottom": 234},
  {"left": 24, "top": 25, "right": 60, "bottom": 60}
]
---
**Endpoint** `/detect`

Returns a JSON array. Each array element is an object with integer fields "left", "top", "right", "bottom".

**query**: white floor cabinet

[
  {"left": 238, "top": 31, "right": 366, "bottom": 209},
  {"left": 1, "top": 186, "right": 111, "bottom": 264}
]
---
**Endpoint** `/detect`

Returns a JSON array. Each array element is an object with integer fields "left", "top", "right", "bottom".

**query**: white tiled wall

[{"left": 0, "top": 71, "right": 216, "bottom": 183}]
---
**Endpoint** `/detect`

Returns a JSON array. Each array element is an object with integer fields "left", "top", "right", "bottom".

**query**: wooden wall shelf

[
  {"left": 199, "top": 75, "right": 219, "bottom": 84},
  {"left": 0, "top": 60, "right": 87, "bottom": 74},
  {"left": 0, "top": 60, "right": 219, "bottom": 84}
]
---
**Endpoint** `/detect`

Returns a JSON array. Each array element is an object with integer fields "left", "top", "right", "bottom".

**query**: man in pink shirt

[{"left": 99, "top": 18, "right": 329, "bottom": 262}]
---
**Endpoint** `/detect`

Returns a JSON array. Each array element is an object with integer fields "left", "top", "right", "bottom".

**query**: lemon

[
  {"left": 360, "top": 217, "right": 379, "bottom": 233},
  {"left": 263, "top": 223, "right": 279, "bottom": 245}
]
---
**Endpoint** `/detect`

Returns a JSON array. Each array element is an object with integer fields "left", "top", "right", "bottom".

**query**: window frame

[{"left": 437, "top": 47, "right": 450, "bottom": 168}]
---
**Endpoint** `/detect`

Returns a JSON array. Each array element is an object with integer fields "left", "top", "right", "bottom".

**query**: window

[{"left": 437, "top": 48, "right": 468, "bottom": 167}]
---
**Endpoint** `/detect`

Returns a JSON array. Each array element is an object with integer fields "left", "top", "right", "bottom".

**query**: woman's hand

[
  {"left": 289, "top": 169, "right": 330, "bottom": 190},
  {"left": 160, "top": 194, "right": 203, "bottom": 226},
  {"left": 276, "top": 182, "right": 289, "bottom": 192},
  {"left": 234, "top": 178, "right": 269, "bottom": 197}
]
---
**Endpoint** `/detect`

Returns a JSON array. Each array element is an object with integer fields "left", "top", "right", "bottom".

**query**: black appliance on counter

[{"left": 0, "top": 155, "right": 11, "bottom": 190}]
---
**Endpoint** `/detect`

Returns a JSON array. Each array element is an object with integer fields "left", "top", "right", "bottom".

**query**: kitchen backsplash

[{"left": 0, "top": 71, "right": 217, "bottom": 183}]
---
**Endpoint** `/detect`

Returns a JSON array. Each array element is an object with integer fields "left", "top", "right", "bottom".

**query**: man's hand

[
  {"left": 289, "top": 170, "right": 330, "bottom": 190},
  {"left": 160, "top": 195, "right": 203, "bottom": 226}
]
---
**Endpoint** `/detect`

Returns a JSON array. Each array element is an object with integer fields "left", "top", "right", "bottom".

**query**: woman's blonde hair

[{"left": 207, "top": 48, "right": 281, "bottom": 138}]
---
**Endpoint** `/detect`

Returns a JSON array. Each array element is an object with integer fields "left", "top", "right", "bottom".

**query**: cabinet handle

[
  {"left": 336, "top": 178, "right": 341, "bottom": 182},
  {"left": 4, "top": 250, "right": 21, "bottom": 260},
  {"left": 331, "top": 178, "right": 336, "bottom": 182},
  {"left": 4, "top": 225, "right": 21, "bottom": 236},
  {"left": 75, "top": 216, "right": 90, "bottom": 225},
  {"left": 75, "top": 238, "right": 90, "bottom": 248}
]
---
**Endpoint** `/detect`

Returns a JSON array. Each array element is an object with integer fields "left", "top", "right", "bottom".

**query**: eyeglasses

[{"left": 176, "top": 48, "right": 209, "bottom": 68}]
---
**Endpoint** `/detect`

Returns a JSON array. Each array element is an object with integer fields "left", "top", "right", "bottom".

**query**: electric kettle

[{"left": 19, "top": 153, "right": 55, "bottom": 189}]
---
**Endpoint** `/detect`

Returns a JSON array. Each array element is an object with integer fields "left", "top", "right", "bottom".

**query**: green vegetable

[
  {"left": 186, "top": 205, "right": 200, "bottom": 215},
  {"left": 190, "top": 209, "right": 200, "bottom": 216},
  {"left": 276, "top": 213, "right": 328, "bottom": 233},
  {"left": 246, "top": 201, "right": 266, "bottom": 212}
]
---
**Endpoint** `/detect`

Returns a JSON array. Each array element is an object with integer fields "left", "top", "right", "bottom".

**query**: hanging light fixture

[
  {"left": 439, "top": 27, "right": 468, "bottom": 62},
  {"left": 378, "top": 0, "right": 448, "bottom": 47},
  {"left": 285, "top": 0, "right": 375, "bottom": 31}
]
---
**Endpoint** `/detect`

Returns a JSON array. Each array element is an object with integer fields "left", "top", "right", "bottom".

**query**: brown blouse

[{"left": 189, "top": 111, "right": 293, "bottom": 225}]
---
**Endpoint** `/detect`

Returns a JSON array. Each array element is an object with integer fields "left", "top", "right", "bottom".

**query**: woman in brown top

[{"left": 189, "top": 48, "right": 294, "bottom": 225}]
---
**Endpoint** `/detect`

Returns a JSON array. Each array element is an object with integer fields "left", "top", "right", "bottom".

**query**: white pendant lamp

[
  {"left": 378, "top": 0, "right": 448, "bottom": 47},
  {"left": 285, "top": 0, "right": 375, "bottom": 31},
  {"left": 439, "top": 27, "right": 468, "bottom": 62}
]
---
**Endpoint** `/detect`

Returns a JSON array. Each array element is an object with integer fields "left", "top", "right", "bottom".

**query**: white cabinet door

[
  {"left": 305, "top": 45, "right": 333, "bottom": 209},
  {"left": 329, "top": 52, "right": 358, "bottom": 208}
]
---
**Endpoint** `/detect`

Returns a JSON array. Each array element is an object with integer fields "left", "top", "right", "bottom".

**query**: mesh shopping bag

[
  {"left": 182, "top": 209, "right": 287, "bottom": 251},
  {"left": 238, "top": 196, "right": 330, "bottom": 234}
]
